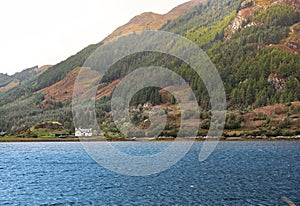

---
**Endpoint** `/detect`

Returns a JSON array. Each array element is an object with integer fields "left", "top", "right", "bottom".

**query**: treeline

[
  {"left": 0, "top": 92, "right": 73, "bottom": 133},
  {"left": 254, "top": 4, "right": 300, "bottom": 26},
  {"left": 228, "top": 47, "right": 300, "bottom": 108},
  {"left": 185, "top": 10, "right": 236, "bottom": 48},
  {"left": 161, "top": 0, "right": 242, "bottom": 36}
]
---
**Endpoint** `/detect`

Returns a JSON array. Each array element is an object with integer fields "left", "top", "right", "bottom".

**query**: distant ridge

[
  {"left": 0, "top": 73, "right": 13, "bottom": 87},
  {"left": 0, "top": 65, "right": 52, "bottom": 93}
]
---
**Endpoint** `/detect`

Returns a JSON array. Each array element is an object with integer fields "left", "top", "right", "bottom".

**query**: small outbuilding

[{"left": 75, "top": 128, "right": 93, "bottom": 137}]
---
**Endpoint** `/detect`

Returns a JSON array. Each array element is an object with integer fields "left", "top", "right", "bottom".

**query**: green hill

[{"left": 1, "top": 0, "right": 300, "bottom": 137}]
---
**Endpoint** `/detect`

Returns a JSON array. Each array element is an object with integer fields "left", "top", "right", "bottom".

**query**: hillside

[
  {"left": 1, "top": 0, "right": 300, "bottom": 138},
  {"left": 0, "top": 73, "right": 13, "bottom": 87},
  {"left": 37, "top": 66, "right": 121, "bottom": 102},
  {"left": 0, "top": 79, "right": 20, "bottom": 93},
  {"left": 103, "top": 0, "right": 206, "bottom": 43},
  {"left": 31, "top": 0, "right": 204, "bottom": 94},
  {"left": 0, "top": 65, "right": 51, "bottom": 94},
  {"left": 38, "top": 67, "right": 99, "bottom": 101}
]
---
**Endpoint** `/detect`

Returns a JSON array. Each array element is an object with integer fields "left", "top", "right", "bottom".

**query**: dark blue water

[{"left": 0, "top": 141, "right": 299, "bottom": 205}]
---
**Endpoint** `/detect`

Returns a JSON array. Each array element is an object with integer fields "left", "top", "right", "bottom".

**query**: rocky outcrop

[
  {"left": 225, "top": 0, "right": 300, "bottom": 43},
  {"left": 268, "top": 73, "right": 287, "bottom": 91}
]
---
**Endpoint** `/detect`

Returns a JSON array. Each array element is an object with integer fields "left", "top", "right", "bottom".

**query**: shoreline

[{"left": 0, "top": 136, "right": 300, "bottom": 142}]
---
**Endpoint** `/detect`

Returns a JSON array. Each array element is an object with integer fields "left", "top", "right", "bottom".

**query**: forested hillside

[{"left": 1, "top": 0, "right": 300, "bottom": 138}]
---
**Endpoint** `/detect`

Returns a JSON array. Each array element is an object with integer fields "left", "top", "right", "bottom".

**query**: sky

[{"left": 0, "top": 0, "right": 189, "bottom": 75}]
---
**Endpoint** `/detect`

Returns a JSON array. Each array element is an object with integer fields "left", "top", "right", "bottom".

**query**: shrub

[
  {"left": 225, "top": 113, "right": 242, "bottom": 129},
  {"left": 200, "top": 119, "right": 210, "bottom": 129},
  {"left": 253, "top": 112, "right": 267, "bottom": 121},
  {"left": 291, "top": 105, "right": 300, "bottom": 113},
  {"left": 277, "top": 118, "right": 291, "bottom": 129},
  {"left": 274, "top": 108, "right": 284, "bottom": 115}
]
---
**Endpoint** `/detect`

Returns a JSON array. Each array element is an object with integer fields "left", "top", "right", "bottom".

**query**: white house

[
  {"left": 0, "top": 131, "right": 7, "bottom": 136},
  {"left": 75, "top": 128, "right": 93, "bottom": 137}
]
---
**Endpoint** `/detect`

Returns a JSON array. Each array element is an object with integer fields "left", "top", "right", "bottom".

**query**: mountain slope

[
  {"left": 0, "top": 65, "right": 51, "bottom": 94},
  {"left": 13, "top": 65, "right": 51, "bottom": 81},
  {"left": 34, "top": 43, "right": 101, "bottom": 92},
  {"left": 0, "top": 79, "right": 20, "bottom": 93},
  {"left": 0, "top": 73, "right": 13, "bottom": 87},
  {"left": 31, "top": 0, "right": 206, "bottom": 100},
  {"left": 38, "top": 67, "right": 99, "bottom": 101},
  {"left": 1, "top": 0, "right": 300, "bottom": 137},
  {"left": 103, "top": 0, "right": 206, "bottom": 43}
]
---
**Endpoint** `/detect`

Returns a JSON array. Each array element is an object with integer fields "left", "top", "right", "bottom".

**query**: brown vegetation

[
  {"left": 103, "top": 0, "right": 206, "bottom": 43},
  {"left": 38, "top": 67, "right": 99, "bottom": 101}
]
